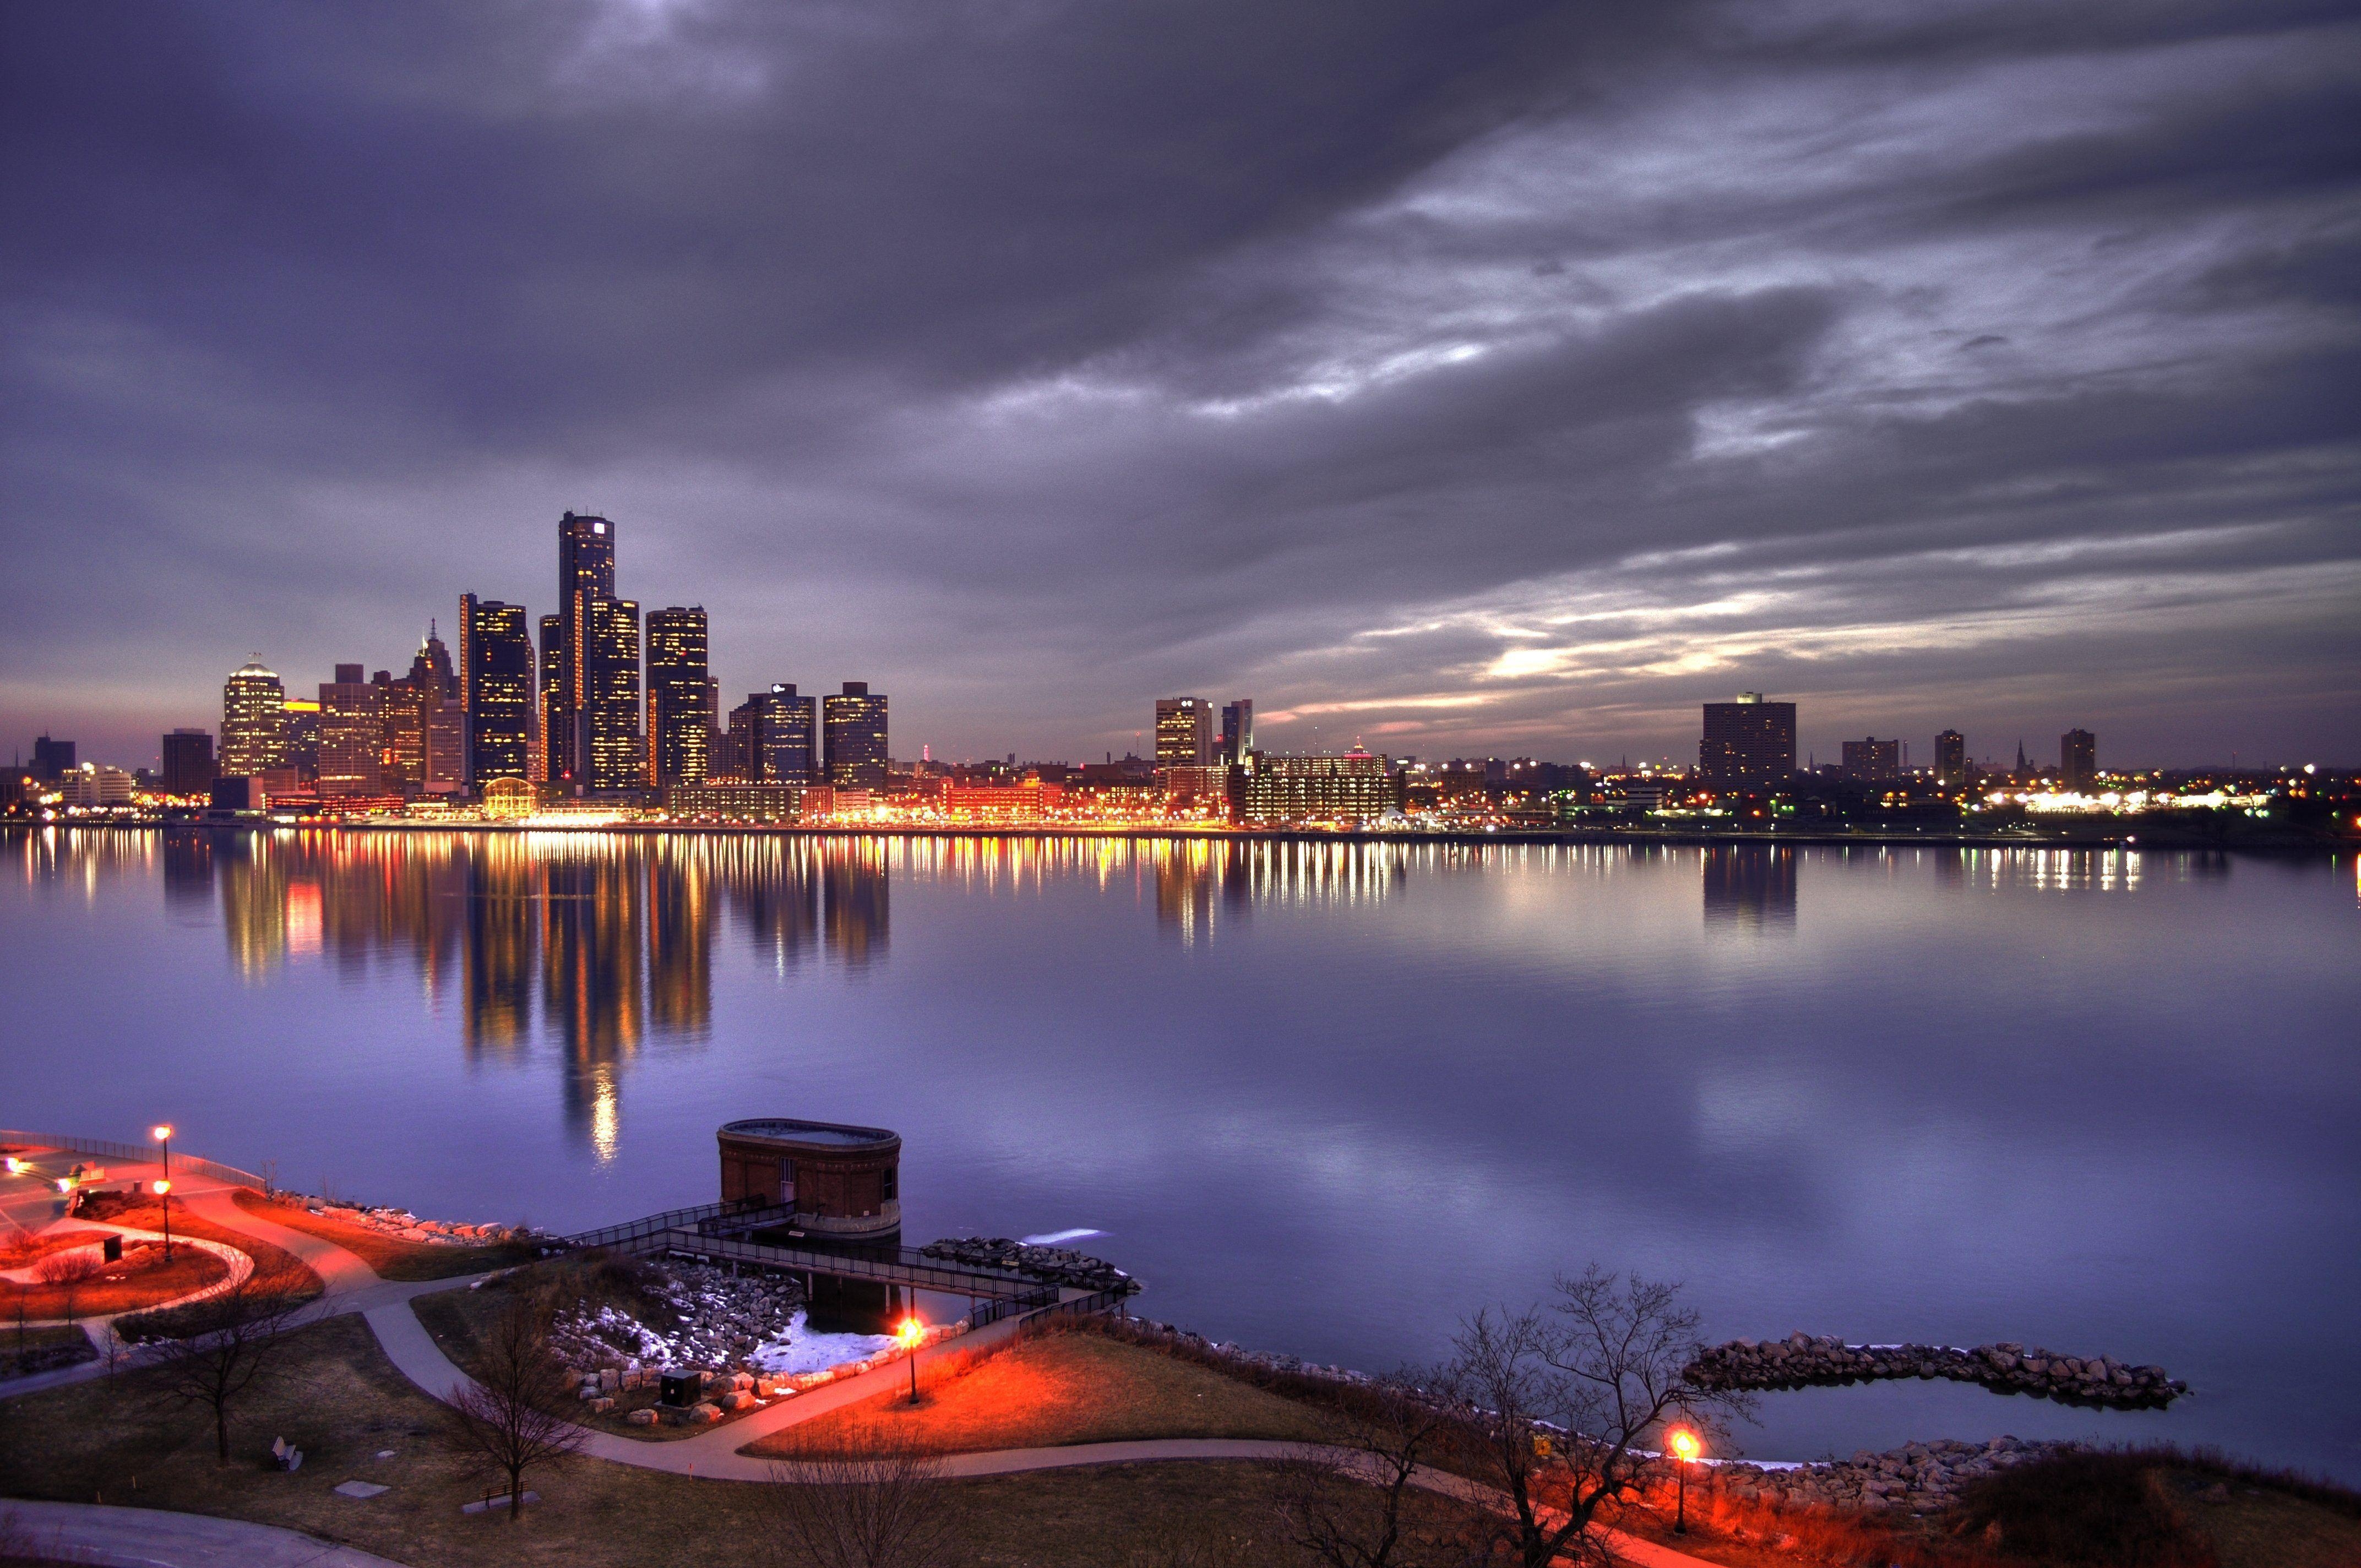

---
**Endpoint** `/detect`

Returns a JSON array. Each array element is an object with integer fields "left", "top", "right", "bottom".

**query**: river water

[{"left": 4, "top": 827, "right": 2355, "bottom": 1478}]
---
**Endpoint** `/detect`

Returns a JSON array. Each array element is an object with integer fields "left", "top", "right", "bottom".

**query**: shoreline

[{"left": 6, "top": 818, "right": 2347, "bottom": 856}]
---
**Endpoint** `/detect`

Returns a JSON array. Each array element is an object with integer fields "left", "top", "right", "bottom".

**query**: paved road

[{"left": 1, "top": 1500, "right": 409, "bottom": 1568}]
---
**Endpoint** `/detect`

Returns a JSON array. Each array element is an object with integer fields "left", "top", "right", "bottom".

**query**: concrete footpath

[{"left": 1, "top": 1500, "right": 409, "bottom": 1568}]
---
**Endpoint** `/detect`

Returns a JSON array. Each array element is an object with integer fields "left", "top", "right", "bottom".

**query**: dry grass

[
  {"left": 0, "top": 1312, "right": 1458, "bottom": 1567},
  {"left": 4, "top": 1242, "right": 230, "bottom": 1320},
  {"left": 232, "top": 1192, "right": 534, "bottom": 1282},
  {"left": 72, "top": 1195, "right": 320, "bottom": 1303},
  {"left": 747, "top": 1325, "right": 1343, "bottom": 1459}
]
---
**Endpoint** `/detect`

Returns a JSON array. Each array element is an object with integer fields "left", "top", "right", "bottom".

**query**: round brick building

[{"left": 717, "top": 1118, "right": 900, "bottom": 1242}]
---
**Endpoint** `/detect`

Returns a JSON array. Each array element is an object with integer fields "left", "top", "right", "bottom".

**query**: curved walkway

[
  {"left": 1, "top": 1500, "right": 408, "bottom": 1568},
  {"left": 6, "top": 1156, "right": 1717, "bottom": 1568}
]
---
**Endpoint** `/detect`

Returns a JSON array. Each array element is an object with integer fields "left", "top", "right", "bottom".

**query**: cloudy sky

[{"left": 4, "top": 0, "right": 2355, "bottom": 771}]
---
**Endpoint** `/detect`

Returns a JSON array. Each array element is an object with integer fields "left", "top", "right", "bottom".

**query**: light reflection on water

[{"left": 5, "top": 827, "right": 2355, "bottom": 1480}]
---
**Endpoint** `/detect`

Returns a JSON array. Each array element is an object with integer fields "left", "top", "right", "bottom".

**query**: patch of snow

[{"left": 747, "top": 1310, "right": 899, "bottom": 1376}]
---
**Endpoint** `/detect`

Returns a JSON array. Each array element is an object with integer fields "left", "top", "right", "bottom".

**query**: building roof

[{"left": 720, "top": 1117, "right": 898, "bottom": 1150}]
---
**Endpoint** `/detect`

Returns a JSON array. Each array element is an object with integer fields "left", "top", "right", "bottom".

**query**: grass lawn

[
  {"left": 3, "top": 1240, "right": 229, "bottom": 1320},
  {"left": 0, "top": 1312, "right": 1475, "bottom": 1567},
  {"left": 746, "top": 1326, "right": 1344, "bottom": 1459},
  {"left": 232, "top": 1193, "right": 535, "bottom": 1282},
  {"left": 73, "top": 1196, "right": 320, "bottom": 1304},
  {"left": 2173, "top": 1470, "right": 2361, "bottom": 1568}
]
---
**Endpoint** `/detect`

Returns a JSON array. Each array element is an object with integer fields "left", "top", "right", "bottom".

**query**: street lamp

[
  {"left": 151, "top": 1126, "right": 173, "bottom": 1260},
  {"left": 1666, "top": 1426, "right": 1701, "bottom": 1536},
  {"left": 895, "top": 1316, "right": 924, "bottom": 1405}
]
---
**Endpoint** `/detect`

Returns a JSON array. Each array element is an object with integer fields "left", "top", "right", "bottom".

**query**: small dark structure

[{"left": 716, "top": 1118, "right": 903, "bottom": 1330}]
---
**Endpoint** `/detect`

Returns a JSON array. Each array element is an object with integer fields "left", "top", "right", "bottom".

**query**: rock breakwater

[
  {"left": 920, "top": 1237, "right": 1136, "bottom": 1293},
  {"left": 1684, "top": 1332, "right": 2186, "bottom": 1408}
]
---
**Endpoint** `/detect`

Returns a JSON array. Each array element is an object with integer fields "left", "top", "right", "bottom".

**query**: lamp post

[
  {"left": 896, "top": 1316, "right": 924, "bottom": 1405},
  {"left": 151, "top": 1125, "right": 175, "bottom": 1260},
  {"left": 1667, "top": 1426, "right": 1701, "bottom": 1536}
]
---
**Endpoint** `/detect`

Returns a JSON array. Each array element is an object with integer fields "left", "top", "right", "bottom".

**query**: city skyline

[{"left": 4, "top": 6, "right": 2357, "bottom": 772}]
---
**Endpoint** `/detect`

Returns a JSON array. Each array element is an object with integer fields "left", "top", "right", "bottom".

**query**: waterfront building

[
  {"left": 646, "top": 607, "right": 717, "bottom": 786},
  {"left": 1699, "top": 693, "right": 1796, "bottom": 791},
  {"left": 1156, "top": 698, "right": 1214, "bottom": 769},
  {"left": 666, "top": 781, "right": 824, "bottom": 822},
  {"left": 1220, "top": 699, "right": 1254, "bottom": 766},
  {"left": 1841, "top": 737, "right": 1901, "bottom": 782},
  {"left": 219, "top": 661, "right": 289, "bottom": 777},
  {"left": 824, "top": 682, "right": 889, "bottom": 789},
  {"left": 317, "top": 665, "right": 385, "bottom": 798},
  {"left": 382, "top": 628, "right": 458, "bottom": 793},
  {"left": 1228, "top": 751, "right": 1397, "bottom": 824},
  {"left": 30, "top": 735, "right": 75, "bottom": 781},
  {"left": 542, "top": 511, "right": 618, "bottom": 784},
  {"left": 161, "top": 728, "right": 214, "bottom": 795},
  {"left": 459, "top": 594, "right": 535, "bottom": 786},
  {"left": 59, "top": 763, "right": 136, "bottom": 807},
  {"left": 942, "top": 780, "right": 1062, "bottom": 823},
  {"left": 725, "top": 684, "right": 817, "bottom": 783},
  {"left": 1934, "top": 729, "right": 1967, "bottom": 789},
  {"left": 1162, "top": 764, "right": 1231, "bottom": 813},
  {"left": 2061, "top": 728, "right": 2098, "bottom": 792}
]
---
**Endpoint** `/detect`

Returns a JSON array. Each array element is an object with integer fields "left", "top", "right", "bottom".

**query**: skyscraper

[
  {"left": 2061, "top": 728, "right": 2097, "bottom": 791},
  {"left": 1840, "top": 737, "right": 1900, "bottom": 782},
  {"left": 542, "top": 511, "right": 618, "bottom": 785},
  {"left": 29, "top": 735, "right": 75, "bottom": 781},
  {"left": 1220, "top": 699, "right": 1254, "bottom": 766},
  {"left": 646, "top": 606, "right": 717, "bottom": 786},
  {"left": 1934, "top": 729, "right": 1967, "bottom": 789},
  {"left": 161, "top": 728, "right": 214, "bottom": 795},
  {"left": 1156, "top": 697, "right": 1213, "bottom": 769},
  {"left": 317, "top": 664, "right": 384, "bottom": 797},
  {"left": 725, "top": 684, "right": 817, "bottom": 783},
  {"left": 459, "top": 594, "right": 535, "bottom": 787},
  {"left": 824, "top": 682, "right": 888, "bottom": 788},
  {"left": 1698, "top": 693, "right": 1796, "bottom": 790},
  {"left": 384, "top": 628, "right": 457, "bottom": 792},
  {"left": 219, "top": 661, "right": 288, "bottom": 776},
  {"left": 569, "top": 591, "right": 644, "bottom": 791}
]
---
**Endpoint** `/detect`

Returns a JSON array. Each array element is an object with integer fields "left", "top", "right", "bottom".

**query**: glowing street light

[
  {"left": 152, "top": 1125, "right": 175, "bottom": 1260},
  {"left": 1666, "top": 1425, "right": 1701, "bottom": 1536},
  {"left": 896, "top": 1315, "right": 925, "bottom": 1405}
]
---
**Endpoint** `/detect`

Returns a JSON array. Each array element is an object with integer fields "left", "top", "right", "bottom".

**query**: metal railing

[
  {"left": 561, "top": 1201, "right": 764, "bottom": 1252},
  {"left": 966, "top": 1286, "right": 1060, "bottom": 1327},
  {"left": 649, "top": 1229, "right": 1049, "bottom": 1299},
  {"left": 1030, "top": 1286, "right": 1133, "bottom": 1324},
  {"left": 0, "top": 1130, "right": 266, "bottom": 1192}
]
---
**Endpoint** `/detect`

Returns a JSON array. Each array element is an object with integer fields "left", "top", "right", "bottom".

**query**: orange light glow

[
  {"left": 153, "top": 1178, "right": 171, "bottom": 1196},
  {"left": 1667, "top": 1427, "right": 1701, "bottom": 1462},
  {"left": 152, "top": 1125, "right": 173, "bottom": 1142},
  {"left": 895, "top": 1316, "right": 924, "bottom": 1349}
]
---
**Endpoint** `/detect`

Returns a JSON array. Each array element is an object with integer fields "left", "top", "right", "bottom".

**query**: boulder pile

[
  {"left": 1695, "top": 1436, "right": 2071, "bottom": 1514},
  {"left": 550, "top": 1258, "right": 805, "bottom": 1378},
  {"left": 1684, "top": 1332, "right": 2186, "bottom": 1409},
  {"left": 920, "top": 1237, "right": 1136, "bottom": 1293},
  {"left": 279, "top": 1194, "right": 537, "bottom": 1249}
]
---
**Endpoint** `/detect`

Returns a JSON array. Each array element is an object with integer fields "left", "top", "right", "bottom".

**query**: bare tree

[
  {"left": 764, "top": 1431, "right": 955, "bottom": 1568},
  {"left": 1275, "top": 1375, "right": 1483, "bottom": 1568},
  {"left": 439, "top": 1292, "right": 584, "bottom": 1521},
  {"left": 35, "top": 1248, "right": 104, "bottom": 1328},
  {"left": 147, "top": 1268, "right": 308, "bottom": 1463},
  {"left": 1434, "top": 1267, "right": 1750, "bottom": 1568}
]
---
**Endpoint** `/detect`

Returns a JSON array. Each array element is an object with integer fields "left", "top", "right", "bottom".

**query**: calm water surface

[{"left": 6, "top": 828, "right": 2356, "bottom": 1478}]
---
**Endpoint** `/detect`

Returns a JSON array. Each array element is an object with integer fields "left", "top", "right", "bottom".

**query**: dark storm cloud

[{"left": 2, "top": 0, "right": 2355, "bottom": 767}]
